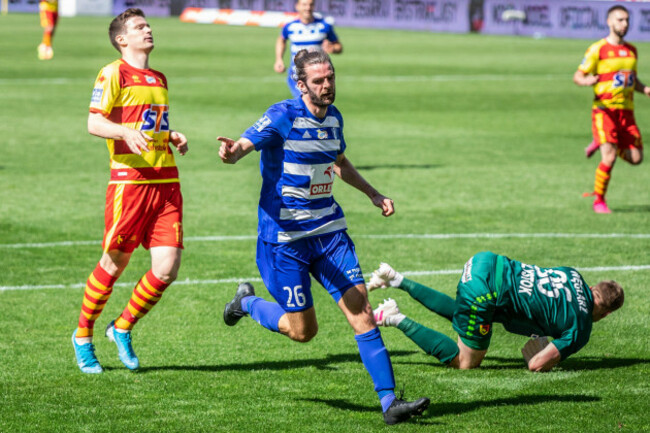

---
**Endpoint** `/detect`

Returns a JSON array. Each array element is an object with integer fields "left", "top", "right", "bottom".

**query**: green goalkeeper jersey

[{"left": 494, "top": 256, "right": 594, "bottom": 360}]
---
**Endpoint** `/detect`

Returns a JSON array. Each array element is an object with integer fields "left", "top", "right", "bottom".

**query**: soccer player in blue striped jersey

[
  {"left": 218, "top": 50, "right": 429, "bottom": 425},
  {"left": 274, "top": 0, "right": 342, "bottom": 97}
]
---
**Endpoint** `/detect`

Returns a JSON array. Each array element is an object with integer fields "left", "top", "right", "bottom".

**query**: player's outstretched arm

[
  {"left": 274, "top": 36, "right": 287, "bottom": 73},
  {"left": 634, "top": 77, "right": 650, "bottom": 97},
  {"left": 573, "top": 70, "right": 599, "bottom": 87},
  {"left": 88, "top": 112, "right": 151, "bottom": 155},
  {"left": 526, "top": 341, "right": 561, "bottom": 372},
  {"left": 322, "top": 40, "right": 342, "bottom": 54},
  {"left": 170, "top": 130, "right": 188, "bottom": 156},
  {"left": 334, "top": 153, "right": 394, "bottom": 216},
  {"left": 217, "top": 136, "right": 255, "bottom": 164}
]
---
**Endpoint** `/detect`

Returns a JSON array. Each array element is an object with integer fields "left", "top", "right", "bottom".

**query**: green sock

[
  {"left": 397, "top": 318, "right": 460, "bottom": 364},
  {"left": 399, "top": 278, "right": 455, "bottom": 321}
]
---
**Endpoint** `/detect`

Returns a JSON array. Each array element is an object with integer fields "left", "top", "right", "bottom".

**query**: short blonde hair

[{"left": 592, "top": 280, "right": 624, "bottom": 312}]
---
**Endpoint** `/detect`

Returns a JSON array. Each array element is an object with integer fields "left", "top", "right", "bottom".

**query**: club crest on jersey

[
  {"left": 91, "top": 88, "right": 103, "bottom": 103},
  {"left": 141, "top": 104, "right": 170, "bottom": 133},
  {"left": 254, "top": 115, "right": 272, "bottom": 132},
  {"left": 317, "top": 129, "right": 328, "bottom": 139},
  {"left": 619, "top": 50, "right": 628, "bottom": 56},
  {"left": 479, "top": 324, "right": 490, "bottom": 335},
  {"left": 145, "top": 75, "right": 156, "bottom": 84}
]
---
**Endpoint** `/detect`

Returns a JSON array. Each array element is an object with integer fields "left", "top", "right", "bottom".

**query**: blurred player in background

[
  {"left": 574, "top": 5, "right": 649, "bottom": 213},
  {"left": 38, "top": 0, "right": 58, "bottom": 60},
  {"left": 369, "top": 252, "right": 624, "bottom": 372},
  {"left": 274, "top": 0, "right": 342, "bottom": 97},
  {"left": 71, "top": 8, "right": 188, "bottom": 374},
  {"left": 218, "top": 50, "right": 429, "bottom": 425}
]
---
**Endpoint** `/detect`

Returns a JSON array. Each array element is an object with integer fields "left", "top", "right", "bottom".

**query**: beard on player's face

[{"left": 305, "top": 83, "right": 336, "bottom": 107}]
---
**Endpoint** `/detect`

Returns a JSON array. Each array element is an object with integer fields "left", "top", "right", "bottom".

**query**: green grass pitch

[{"left": 1, "top": 13, "right": 649, "bottom": 432}]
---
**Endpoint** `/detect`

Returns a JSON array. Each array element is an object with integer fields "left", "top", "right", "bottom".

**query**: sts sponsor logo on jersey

[{"left": 141, "top": 104, "right": 169, "bottom": 133}]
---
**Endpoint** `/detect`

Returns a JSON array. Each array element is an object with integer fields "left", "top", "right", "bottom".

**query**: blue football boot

[
  {"left": 71, "top": 329, "right": 103, "bottom": 374},
  {"left": 105, "top": 320, "right": 139, "bottom": 370}
]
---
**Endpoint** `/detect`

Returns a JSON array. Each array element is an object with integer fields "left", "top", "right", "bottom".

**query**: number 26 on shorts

[{"left": 283, "top": 285, "right": 306, "bottom": 308}]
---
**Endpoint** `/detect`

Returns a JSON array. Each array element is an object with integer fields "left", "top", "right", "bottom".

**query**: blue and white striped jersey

[
  {"left": 241, "top": 97, "right": 347, "bottom": 244},
  {"left": 281, "top": 17, "right": 338, "bottom": 79}
]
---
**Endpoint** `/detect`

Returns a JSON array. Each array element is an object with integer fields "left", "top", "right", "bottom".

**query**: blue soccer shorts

[{"left": 256, "top": 231, "right": 364, "bottom": 312}]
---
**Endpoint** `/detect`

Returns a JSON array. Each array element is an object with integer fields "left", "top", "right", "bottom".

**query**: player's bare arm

[
  {"left": 527, "top": 342, "right": 561, "bottom": 372},
  {"left": 170, "top": 130, "right": 188, "bottom": 155},
  {"left": 274, "top": 36, "right": 287, "bottom": 73},
  {"left": 217, "top": 136, "right": 255, "bottom": 164},
  {"left": 334, "top": 153, "right": 394, "bottom": 216},
  {"left": 88, "top": 112, "right": 151, "bottom": 155},
  {"left": 573, "top": 69, "right": 599, "bottom": 86},
  {"left": 322, "top": 40, "right": 342, "bottom": 54},
  {"left": 634, "top": 77, "right": 650, "bottom": 97}
]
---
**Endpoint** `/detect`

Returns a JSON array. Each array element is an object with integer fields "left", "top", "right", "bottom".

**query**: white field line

[
  {"left": 0, "top": 74, "right": 567, "bottom": 86},
  {"left": 1, "top": 264, "right": 649, "bottom": 292},
  {"left": 3, "top": 232, "right": 650, "bottom": 249}
]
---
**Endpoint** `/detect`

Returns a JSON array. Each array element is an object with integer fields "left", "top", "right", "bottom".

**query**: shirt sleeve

[
  {"left": 326, "top": 24, "right": 339, "bottom": 43},
  {"left": 241, "top": 105, "right": 291, "bottom": 151},
  {"left": 551, "top": 317, "right": 592, "bottom": 360},
  {"left": 578, "top": 44, "right": 599, "bottom": 75},
  {"left": 89, "top": 64, "right": 120, "bottom": 116},
  {"left": 281, "top": 23, "right": 289, "bottom": 40},
  {"left": 337, "top": 113, "right": 346, "bottom": 154}
]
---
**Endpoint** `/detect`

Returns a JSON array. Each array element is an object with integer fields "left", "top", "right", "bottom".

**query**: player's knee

[
  {"left": 156, "top": 271, "right": 178, "bottom": 284},
  {"left": 630, "top": 153, "right": 643, "bottom": 165},
  {"left": 288, "top": 326, "right": 318, "bottom": 343}
]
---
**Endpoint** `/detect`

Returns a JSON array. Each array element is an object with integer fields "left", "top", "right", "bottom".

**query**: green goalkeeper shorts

[{"left": 452, "top": 251, "right": 503, "bottom": 351}]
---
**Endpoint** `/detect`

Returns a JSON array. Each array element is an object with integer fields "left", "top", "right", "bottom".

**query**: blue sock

[
  {"left": 354, "top": 327, "right": 396, "bottom": 412},
  {"left": 242, "top": 296, "right": 284, "bottom": 333}
]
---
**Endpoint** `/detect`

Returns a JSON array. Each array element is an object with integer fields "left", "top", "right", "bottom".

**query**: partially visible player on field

[
  {"left": 369, "top": 252, "right": 624, "bottom": 372},
  {"left": 38, "top": 0, "right": 58, "bottom": 60},
  {"left": 218, "top": 50, "right": 429, "bottom": 425},
  {"left": 574, "top": 5, "right": 649, "bottom": 213},
  {"left": 274, "top": 0, "right": 342, "bottom": 97},
  {"left": 71, "top": 8, "right": 188, "bottom": 374}
]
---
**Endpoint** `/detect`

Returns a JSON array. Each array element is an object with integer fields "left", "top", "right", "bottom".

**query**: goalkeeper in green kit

[{"left": 369, "top": 252, "right": 624, "bottom": 372}]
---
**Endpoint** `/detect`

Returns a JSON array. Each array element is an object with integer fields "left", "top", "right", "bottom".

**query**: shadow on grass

[
  {"left": 138, "top": 350, "right": 417, "bottom": 373},
  {"left": 354, "top": 163, "right": 441, "bottom": 171},
  {"left": 610, "top": 205, "right": 650, "bottom": 213},
  {"left": 395, "top": 355, "right": 650, "bottom": 371},
  {"left": 428, "top": 394, "right": 601, "bottom": 417},
  {"left": 300, "top": 394, "right": 599, "bottom": 425},
  {"left": 300, "top": 398, "right": 442, "bottom": 426}
]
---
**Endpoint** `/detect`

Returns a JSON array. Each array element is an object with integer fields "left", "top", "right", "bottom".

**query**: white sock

[{"left": 75, "top": 337, "right": 92, "bottom": 345}]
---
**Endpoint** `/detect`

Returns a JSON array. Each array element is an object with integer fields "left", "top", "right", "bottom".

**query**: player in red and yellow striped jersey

[
  {"left": 72, "top": 8, "right": 189, "bottom": 374},
  {"left": 574, "top": 5, "right": 649, "bottom": 214},
  {"left": 38, "top": 0, "right": 58, "bottom": 60}
]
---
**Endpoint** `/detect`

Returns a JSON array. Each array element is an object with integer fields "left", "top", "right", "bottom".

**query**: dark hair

[
  {"left": 607, "top": 5, "right": 629, "bottom": 18},
  {"left": 293, "top": 49, "right": 334, "bottom": 83},
  {"left": 109, "top": 8, "right": 146, "bottom": 52},
  {"left": 593, "top": 280, "right": 624, "bottom": 312}
]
